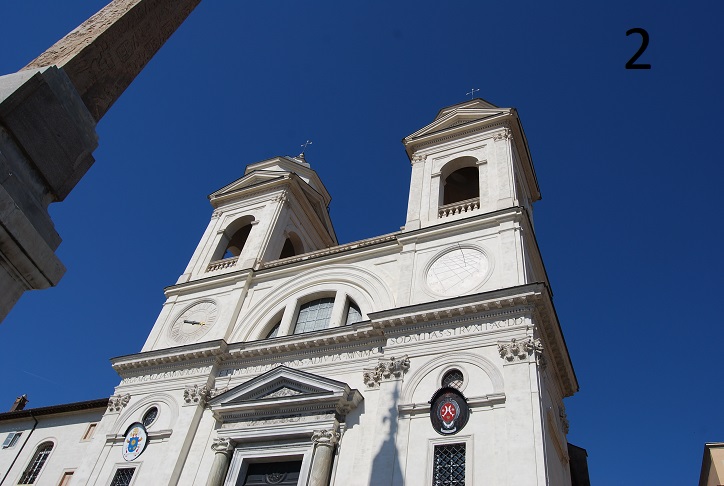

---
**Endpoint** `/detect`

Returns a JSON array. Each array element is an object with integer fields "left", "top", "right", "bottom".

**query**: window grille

[
  {"left": 142, "top": 407, "right": 158, "bottom": 427},
  {"left": 441, "top": 369, "right": 464, "bottom": 389},
  {"left": 294, "top": 298, "right": 334, "bottom": 334},
  {"left": 433, "top": 443, "right": 465, "bottom": 486},
  {"left": 18, "top": 441, "right": 53, "bottom": 484},
  {"left": 109, "top": 468, "right": 135, "bottom": 486}
]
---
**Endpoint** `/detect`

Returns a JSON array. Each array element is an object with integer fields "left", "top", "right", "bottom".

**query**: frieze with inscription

[
  {"left": 219, "top": 348, "right": 382, "bottom": 378},
  {"left": 386, "top": 316, "right": 525, "bottom": 346}
]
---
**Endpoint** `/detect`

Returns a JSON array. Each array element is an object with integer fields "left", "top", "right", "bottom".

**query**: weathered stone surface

[
  {"left": 23, "top": 0, "right": 202, "bottom": 121},
  {"left": 0, "top": 68, "right": 98, "bottom": 203}
]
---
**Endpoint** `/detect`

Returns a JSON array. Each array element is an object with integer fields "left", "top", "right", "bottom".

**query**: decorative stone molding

[
  {"left": 184, "top": 384, "right": 210, "bottom": 404},
  {"left": 493, "top": 128, "right": 512, "bottom": 141},
  {"left": 107, "top": 394, "right": 131, "bottom": 412},
  {"left": 363, "top": 355, "right": 410, "bottom": 388},
  {"left": 263, "top": 387, "right": 302, "bottom": 399},
  {"left": 211, "top": 437, "right": 235, "bottom": 455},
  {"left": 411, "top": 154, "right": 427, "bottom": 164},
  {"left": 311, "top": 429, "right": 340, "bottom": 447},
  {"left": 497, "top": 337, "right": 543, "bottom": 362},
  {"left": 273, "top": 193, "right": 289, "bottom": 204},
  {"left": 559, "top": 405, "right": 570, "bottom": 434},
  {"left": 208, "top": 387, "right": 228, "bottom": 399}
]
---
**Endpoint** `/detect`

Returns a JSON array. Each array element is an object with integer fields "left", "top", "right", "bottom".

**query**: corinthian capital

[
  {"left": 183, "top": 384, "right": 210, "bottom": 404},
  {"left": 363, "top": 355, "right": 410, "bottom": 388},
  {"left": 107, "top": 393, "right": 130, "bottom": 412},
  {"left": 497, "top": 337, "right": 543, "bottom": 362}
]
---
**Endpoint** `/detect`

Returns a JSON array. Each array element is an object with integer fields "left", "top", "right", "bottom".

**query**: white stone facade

[{"left": 0, "top": 99, "right": 579, "bottom": 485}]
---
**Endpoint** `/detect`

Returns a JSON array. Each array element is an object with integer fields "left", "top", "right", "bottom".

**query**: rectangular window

[
  {"left": 81, "top": 423, "right": 97, "bottom": 441},
  {"left": 109, "top": 468, "right": 135, "bottom": 486},
  {"left": 243, "top": 461, "right": 302, "bottom": 485},
  {"left": 2, "top": 432, "right": 21, "bottom": 448},
  {"left": 57, "top": 471, "right": 73, "bottom": 486},
  {"left": 432, "top": 443, "right": 465, "bottom": 486}
]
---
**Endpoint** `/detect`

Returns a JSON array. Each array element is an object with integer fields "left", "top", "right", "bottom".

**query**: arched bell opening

[
  {"left": 212, "top": 215, "right": 255, "bottom": 261},
  {"left": 439, "top": 156, "right": 480, "bottom": 218},
  {"left": 279, "top": 231, "right": 304, "bottom": 260}
]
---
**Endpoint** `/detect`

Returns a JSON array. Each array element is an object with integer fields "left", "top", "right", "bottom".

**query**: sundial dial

[{"left": 426, "top": 247, "right": 489, "bottom": 296}]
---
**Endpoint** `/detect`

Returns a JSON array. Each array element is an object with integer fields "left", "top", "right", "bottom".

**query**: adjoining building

[
  {"left": 0, "top": 99, "right": 588, "bottom": 485},
  {"left": 699, "top": 443, "right": 724, "bottom": 486}
]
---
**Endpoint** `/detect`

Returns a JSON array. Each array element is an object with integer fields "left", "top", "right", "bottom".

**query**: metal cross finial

[
  {"left": 466, "top": 88, "right": 480, "bottom": 99},
  {"left": 301, "top": 140, "right": 313, "bottom": 151}
]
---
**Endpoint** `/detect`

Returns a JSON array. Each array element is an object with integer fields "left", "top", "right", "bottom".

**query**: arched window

[
  {"left": 266, "top": 321, "right": 281, "bottom": 338},
  {"left": 18, "top": 441, "right": 53, "bottom": 484},
  {"left": 345, "top": 300, "right": 363, "bottom": 325},
  {"left": 143, "top": 407, "right": 159, "bottom": 428},
  {"left": 294, "top": 298, "right": 334, "bottom": 334},
  {"left": 442, "top": 369, "right": 464, "bottom": 389}
]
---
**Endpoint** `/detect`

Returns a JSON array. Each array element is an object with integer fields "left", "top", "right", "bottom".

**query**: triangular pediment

[
  {"left": 208, "top": 170, "right": 288, "bottom": 199},
  {"left": 208, "top": 156, "right": 331, "bottom": 205},
  {"left": 404, "top": 106, "right": 508, "bottom": 143},
  {"left": 208, "top": 366, "right": 362, "bottom": 421}
]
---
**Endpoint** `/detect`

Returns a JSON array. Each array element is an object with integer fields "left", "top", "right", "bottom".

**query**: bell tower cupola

[
  {"left": 402, "top": 98, "right": 541, "bottom": 231},
  {"left": 177, "top": 154, "right": 337, "bottom": 283}
]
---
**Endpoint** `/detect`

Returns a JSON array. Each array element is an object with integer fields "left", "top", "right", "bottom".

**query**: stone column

[
  {"left": 205, "top": 438, "right": 235, "bottom": 486},
  {"left": 308, "top": 429, "right": 339, "bottom": 486}
]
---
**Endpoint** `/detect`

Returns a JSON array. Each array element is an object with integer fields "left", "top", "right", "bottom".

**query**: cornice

[
  {"left": 397, "top": 206, "right": 525, "bottom": 243},
  {"left": 404, "top": 112, "right": 512, "bottom": 155},
  {"left": 398, "top": 392, "right": 506, "bottom": 415},
  {"left": 111, "top": 340, "right": 228, "bottom": 372},
  {"left": 531, "top": 292, "right": 579, "bottom": 397},
  {"left": 259, "top": 233, "right": 399, "bottom": 271},
  {"left": 368, "top": 282, "right": 544, "bottom": 328},
  {"left": 164, "top": 268, "right": 252, "bottom": 296},
  {"left": 226, "top": 322, "right": 385, "bottom": 361},
  {"left": 210, "top": 175, "right": 293, "bottom": 207}
]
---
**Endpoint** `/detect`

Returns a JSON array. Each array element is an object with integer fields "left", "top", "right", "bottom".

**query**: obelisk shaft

[{"left": 23, "top": 0, "right": 202, "bottom": 121}]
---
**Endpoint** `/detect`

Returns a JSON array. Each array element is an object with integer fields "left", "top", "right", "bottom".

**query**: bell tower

[
  {"left": 402, "top": 99, "right": 540, "bottom": 231},
  {"left": 177, "top": 154, "right": 337, "bottom": 284}
]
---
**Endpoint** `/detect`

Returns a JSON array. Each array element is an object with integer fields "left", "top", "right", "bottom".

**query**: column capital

[
  {"left": 184, "top": 384, "right": 210, "bottom": 405},
  {"left": 107, "top": 393, "right": 130, "bottom": 412},
  {"left": 311, "top": 429, "right": 339, "bottom": 448},
  {"left": 211, "top": 437, "right": 235, "bottom": 455},
  {"left": 497, "top": 337, "right": 543, "bottom": 363},
  {"left": 363, "top": 355, "right": 410, "bottom": 389}
]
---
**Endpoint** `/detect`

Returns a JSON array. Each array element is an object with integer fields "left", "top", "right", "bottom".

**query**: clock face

[
  {"left": 426, "top": 247, "right": 489, "bottom": 296},
  {"left": 168, "top": 300, "right": 219, "bottom": 345}
]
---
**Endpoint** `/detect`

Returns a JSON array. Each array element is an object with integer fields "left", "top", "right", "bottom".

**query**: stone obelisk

[{"left": 0, "top": 0, "right": 202, "bottom": 322}]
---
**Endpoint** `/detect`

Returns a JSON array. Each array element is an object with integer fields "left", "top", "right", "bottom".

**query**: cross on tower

[
  {"left": 301, "top": 140, "right": 313, "bottom": 151},
  {"left": 466, "top": 88, "right": 480, "bottom": 99}
]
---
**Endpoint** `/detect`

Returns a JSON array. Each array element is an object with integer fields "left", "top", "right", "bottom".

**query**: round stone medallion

[{"left": 426, "top": 247, "right": 489, "bottom": 296}]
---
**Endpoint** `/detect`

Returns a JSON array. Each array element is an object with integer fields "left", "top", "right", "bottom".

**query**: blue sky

[{"left": 2, "top": 1, "right": 723, "bottom": 484}]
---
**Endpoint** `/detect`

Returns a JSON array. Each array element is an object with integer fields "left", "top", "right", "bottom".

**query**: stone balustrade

[
  {"left": 206, "top": 256, "right": 238, "bottom": 272},
  {"left": 438, "top": 197, "right": 480, "bottom": 218}
]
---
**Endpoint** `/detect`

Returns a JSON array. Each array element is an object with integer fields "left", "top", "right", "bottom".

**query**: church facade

[{"left": 0, "top": 99, "right": 582, "bottom": 485}]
